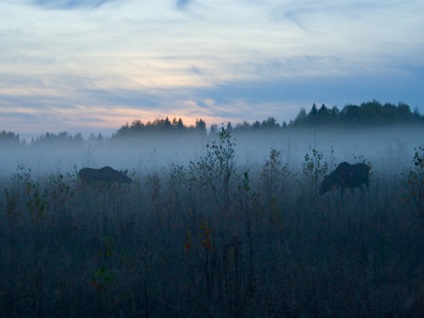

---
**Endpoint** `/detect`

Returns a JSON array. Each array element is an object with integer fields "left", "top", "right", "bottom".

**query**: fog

[
  {"left": 1, "top": 126, "right": 422, "bottom": 179},
  {"left": 2, "top": 124, "right": 424, "bottom": 316}
]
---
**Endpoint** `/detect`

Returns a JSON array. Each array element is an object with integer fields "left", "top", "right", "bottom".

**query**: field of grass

[{"left": 1, "top": 132, "right": 424, "bottom": 317}]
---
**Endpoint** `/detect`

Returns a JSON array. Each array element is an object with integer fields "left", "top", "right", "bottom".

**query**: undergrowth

[{"left": 0, "top": 130, "right": 424, "bottom": 317}]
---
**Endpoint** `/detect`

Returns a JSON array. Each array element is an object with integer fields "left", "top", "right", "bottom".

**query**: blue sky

[{"left": 1, "top": 0, "right": 423, "bottom": 138}]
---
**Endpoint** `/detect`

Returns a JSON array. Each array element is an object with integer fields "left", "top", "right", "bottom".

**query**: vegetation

[
  {"left": 291, "top": 100, "right": 423, "bottom": 128},
  {"left": 404, "top": 146, "right": 424, "bottom": 219},
  {"left": 112, "top": 117, "right": 207, "bottom": 140},
  {"left": 1, "top": 101, "right": 423, "bottom": 315},
  {"left": 31, "top": 132, "right": 85, "bottom": 147},
  {"left": 1, "top": 100, "right": 423, "bottom": 146},
  {"left": 0, "top": 130, "right": 24, "bottom": 147},
  {"left": 1, "top": 128, "right": 424, "bottom": 316}
]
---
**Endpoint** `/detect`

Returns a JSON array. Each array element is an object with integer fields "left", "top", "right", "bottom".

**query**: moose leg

[{"left": 340, "top": 187, "right": 346, "bottom": 199}]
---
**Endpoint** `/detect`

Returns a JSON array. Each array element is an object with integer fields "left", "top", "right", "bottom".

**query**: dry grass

[{"left": 1, "top": 140, "right": 424, "bottom": 317}]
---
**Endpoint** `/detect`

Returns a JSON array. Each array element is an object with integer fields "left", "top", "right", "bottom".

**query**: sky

[{"left": 1, "top": 0, "right": 423, "bottom": 138}]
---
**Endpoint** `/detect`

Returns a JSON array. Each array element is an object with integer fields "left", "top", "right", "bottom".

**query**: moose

[
  {"left": 319, "top": 162, "right": 370, "bottom": 197},
  {"left": 78, "top": 166, "right": 133, "bottom": 185}
]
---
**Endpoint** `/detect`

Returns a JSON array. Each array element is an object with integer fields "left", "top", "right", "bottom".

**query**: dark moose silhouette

[
  {"left": 79, "top": 166, "right": 132, "bottom": 185},
  {"left": 319, "top": 162, "right": 370, "bottom": 196}
]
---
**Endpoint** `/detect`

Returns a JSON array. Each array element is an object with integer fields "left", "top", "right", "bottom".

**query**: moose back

[{"left": 79, "top": 166, "right": 132, "bottom": 185}]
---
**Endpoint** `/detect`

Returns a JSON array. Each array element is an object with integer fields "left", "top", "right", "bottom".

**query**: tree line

[
  {"left": 113, "top": 117, "right": 207, "bottom": 139},
  {"left": 292, "top": 100, "right": 423, "bottom": 127},
  {"left": 2, "top": 100, "right": 423, "bottom": 147}
]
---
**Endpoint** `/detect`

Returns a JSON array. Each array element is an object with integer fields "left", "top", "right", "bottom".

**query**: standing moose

[
  {"left": 79, "top": 166, "right": 132, "bottom": 185},
  {"left": 319, "top": 162, "right": 370, "bottom": 196}
]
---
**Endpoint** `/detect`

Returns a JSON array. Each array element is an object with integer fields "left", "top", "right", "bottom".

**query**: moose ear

[{"left": 123, "top": 169, "right": 128, "bottom": 175}]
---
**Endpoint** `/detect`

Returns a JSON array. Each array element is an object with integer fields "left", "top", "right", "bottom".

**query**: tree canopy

[
  {"left": 290, "top": 100, "right": 422, "bottom": 127},
  {"left": 1, "top": 100, "right": 423, "bottom": 147},
  {"left": 112, "top": 117, "right": 207, "bottom": 140}
]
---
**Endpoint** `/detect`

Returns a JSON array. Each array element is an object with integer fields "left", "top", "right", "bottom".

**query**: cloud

[
  {"left": 186, "top": 68, "right": 424, "bottom": 120},
  {"left": 176, "top": 0, "right": 191, "bottom": 10},
  {"left": 195, "top": 100, "right": 209, "bottom": 108},
  {"left": 33, "top": 0, "right": 114, "bottom": 10},
  {"left": 1, "top": 0, "right": 423, "bottom": 138},
  {"left": 0, "top": 110, "right": 37, "bottom": 121}
]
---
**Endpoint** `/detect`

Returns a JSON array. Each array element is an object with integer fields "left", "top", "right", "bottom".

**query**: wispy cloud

[
  {"left": 176, "top": 0, "right": 192, "bottom": 10},
  {"left": 33, "top": 0, "right": 115, "bottom": 10},
  {"left": 0, "top": 0, "right": 423, "bottom": 137}
]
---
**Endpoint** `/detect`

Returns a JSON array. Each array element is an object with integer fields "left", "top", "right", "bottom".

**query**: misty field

[{"left": 1, "top": 129, "right": 424, "bottom": 317}]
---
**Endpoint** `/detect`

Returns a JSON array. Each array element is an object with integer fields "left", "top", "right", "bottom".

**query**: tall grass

[{"left": 1, "top": 131, "right": 424, "bottom": 317}]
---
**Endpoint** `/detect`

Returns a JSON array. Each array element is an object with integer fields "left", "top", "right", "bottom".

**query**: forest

[
  {"left": 1, "top": 100, "right": 424, "bottom": 316},
  {"left": 1, "top": 100, "right": 424, "bottom": 147}
]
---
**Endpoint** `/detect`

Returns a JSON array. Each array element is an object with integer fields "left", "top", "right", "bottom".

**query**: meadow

[{"left": 1, "top": 128, "right": 424, "bottom": 317}]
